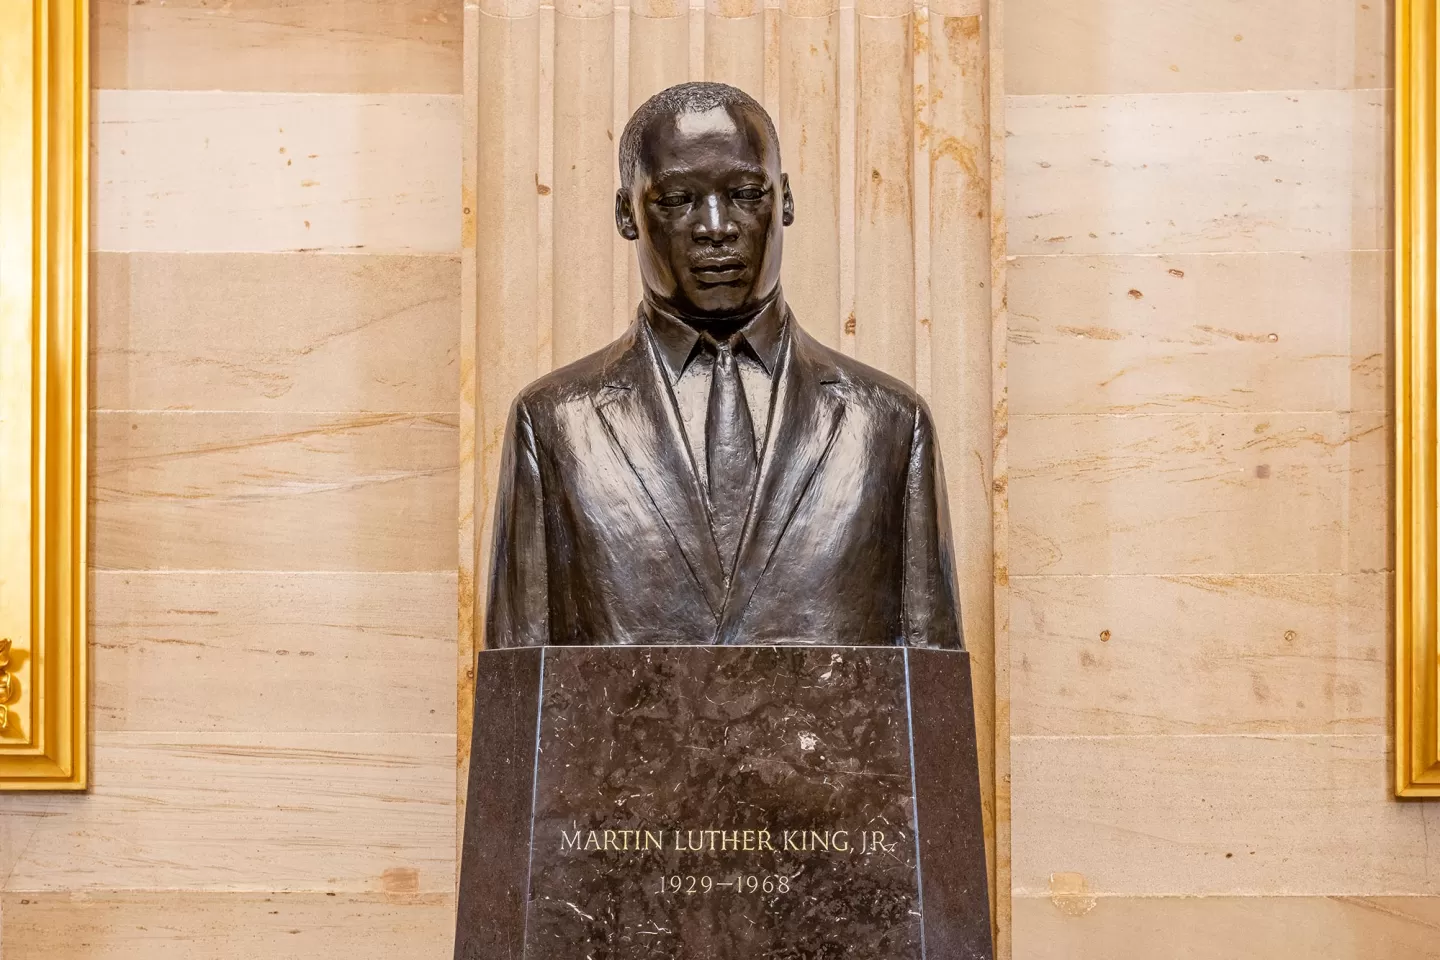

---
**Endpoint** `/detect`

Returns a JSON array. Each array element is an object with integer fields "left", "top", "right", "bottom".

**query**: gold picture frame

[
  {"left": 0, "top": 0, "right": 88, "bottom": 790},
  {"left": 1398, "top": 0, "right": 1440, "bottom": 797}
]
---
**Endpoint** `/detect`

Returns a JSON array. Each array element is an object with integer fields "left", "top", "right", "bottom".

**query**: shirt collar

[{"left": 643, "top": 293, "right": 788, "bottom": 382}]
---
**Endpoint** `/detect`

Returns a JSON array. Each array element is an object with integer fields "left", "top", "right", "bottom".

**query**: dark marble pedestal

[{"left": 455, "top": 646, "right": 992, "bottom": 960}]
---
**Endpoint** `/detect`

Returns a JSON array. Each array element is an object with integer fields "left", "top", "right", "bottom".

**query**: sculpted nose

[{"left": 693, "top": 194, "right": 739, "bottom": 244}]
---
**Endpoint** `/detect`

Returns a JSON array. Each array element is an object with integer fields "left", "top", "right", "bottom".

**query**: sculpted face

[{"left": 616, "top": 104, "right": 794, "bottom": 326}]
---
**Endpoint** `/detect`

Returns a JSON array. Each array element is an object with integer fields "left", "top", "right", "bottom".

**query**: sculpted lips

[{"left": 690, "top": 256, "right": 747, "bottom": 284}]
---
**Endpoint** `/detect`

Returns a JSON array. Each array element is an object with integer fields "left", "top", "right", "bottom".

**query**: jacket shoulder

[
  {"left": 512, "top": 328, "right": 635, "bottom": 414},
  {"left": 793, "top": 324, "right": 928, "bottom": 426}
]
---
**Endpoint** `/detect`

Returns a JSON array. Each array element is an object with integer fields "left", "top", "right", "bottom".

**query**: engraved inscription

[
  {"left": 657, "top": 874, "right": 792, "bottom": 895},
  {"left": 558, "top": 826, "right": 901, "bottom": 856},
  {"left": 551, "top": 823, "right": 908, "bottom": 898}
]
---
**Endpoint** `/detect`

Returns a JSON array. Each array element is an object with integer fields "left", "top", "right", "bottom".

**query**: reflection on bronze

[{"left": 484, "top": 82, "right": 962, "bottom": 649}]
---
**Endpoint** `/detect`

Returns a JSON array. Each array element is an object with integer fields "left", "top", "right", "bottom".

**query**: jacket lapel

[
  {"left": 717, "top": 322, "right": 845, "bottom": 642},
  {"left": 594, "top": 322, "right": 728, "bottom": 617}
]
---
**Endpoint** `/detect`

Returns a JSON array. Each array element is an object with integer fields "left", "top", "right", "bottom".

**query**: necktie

[{"left": 705, "top": 335, "right": 759, "bottom": 572}]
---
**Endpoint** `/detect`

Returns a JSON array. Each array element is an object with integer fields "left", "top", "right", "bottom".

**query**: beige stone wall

[
  {"left": 1004, "top": 1, "right": 1414, "bottom": 956},
  {"left": 0, "top": 3, "right": 465, "bottom": 956},
  {"left": 6, "top": 1, "right": 1410, "bottom": 957}
]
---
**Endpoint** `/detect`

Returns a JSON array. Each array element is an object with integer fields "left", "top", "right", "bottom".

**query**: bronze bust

[{"left": 484, "top": 81, "right": 962, "bottom": 650}]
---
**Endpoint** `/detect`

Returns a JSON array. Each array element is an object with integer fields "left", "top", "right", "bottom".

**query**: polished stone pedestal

[{"left": 455, "top": 646, "right": 992, "bottom": 960}]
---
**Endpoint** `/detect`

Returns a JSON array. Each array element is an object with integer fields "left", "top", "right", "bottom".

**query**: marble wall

[
  {"left": 1004, "top": 1, "right": 1417, "bottom": 956},
  {"left": 0, "top": 1, "right": 1416, "bottom": 957},
  {"left": 0, "top": 2, "right": 464, "bottom": 956}
]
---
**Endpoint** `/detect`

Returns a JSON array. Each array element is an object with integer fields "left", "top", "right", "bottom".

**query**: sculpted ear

[
  {"left": 616, "top": 189, "right": 639, "bottom": 241},
  {"left": 781, "top": 174, "right": 794, "bottom": 227}
]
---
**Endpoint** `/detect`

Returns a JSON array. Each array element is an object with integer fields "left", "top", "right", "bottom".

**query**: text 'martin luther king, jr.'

[{"left": 483, "top": 81, "right": 963, "bottom": 651}]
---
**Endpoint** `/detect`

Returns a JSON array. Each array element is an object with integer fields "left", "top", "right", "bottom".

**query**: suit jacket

[{"left": 484, "top": 310, "right": 963, "bottom": 649}]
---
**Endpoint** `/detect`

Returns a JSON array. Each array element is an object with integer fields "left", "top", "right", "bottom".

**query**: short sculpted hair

[{"left": 618, "top": 81, "right": 780, "bottom": 191}]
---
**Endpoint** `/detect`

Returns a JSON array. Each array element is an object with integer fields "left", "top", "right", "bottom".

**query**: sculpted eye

[
  {"left": 733, "top": 186, "right": 765, "bottom": 201},
  {"left": 657, "top": 193, "right": 691, "bottom": 208}
]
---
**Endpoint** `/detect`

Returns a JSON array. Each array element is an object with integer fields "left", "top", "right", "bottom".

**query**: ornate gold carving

[
  {"left": 0, "top": 0, "right": 88, "bottom": 790},
  {"left": 0, "top": 638, "right": 11, "bottom": 732}
]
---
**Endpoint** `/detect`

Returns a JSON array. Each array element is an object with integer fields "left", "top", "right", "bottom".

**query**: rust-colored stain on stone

[
  {"left": 713, "top": 0, "right": 758, "bottom": 17},
  {"left": 1197, "top": 324, "right": 1273, "bottom": 344},
  {"left": 942, "top": 16, "right": 981, "bottom": 71},
  {"left": 461, "top": 185, "right": 476, "bottom": 249},
  {"left": 844, "top": 312, "right": 857, "bottom": 336},
  {"left": 1168, "top": 268, "right": 1185, "bottom": 278},
  {"left": 946, "top": 14, "right": 980, "bottom": 42},
  {"left": 1126, "top": 288, "right": 1143, "bottom": 300},
  {"left": 382, "top": 867, "right": 421, "bottom": 895},
  {"left": 1048, "top": 873, "right": 1096, "bottom": 917},
  {"left": 1057, "top": 325, "right": 1122, "bottom": 341},
  {"left": 934, "top": 136, "right": 980, "bottom": 181}
]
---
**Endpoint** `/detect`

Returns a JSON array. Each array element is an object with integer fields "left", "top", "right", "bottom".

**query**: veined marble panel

[
  {"left": 1009, "top": 251, "right": 1388, "bottom": 415},
  {"left": 1010, "top": 411, "right": 1387, "bottom": 576},
  {"left": 1012, "top": 895, "right": 1440, "bottom": 960},
  {"left": 1006, "top": 90, "right": 1388, "bottom": 256},
  {"left": 95, "top": 0, "right": 464, "bottom": 94},
  {"left": 1010, "top": 573, "right": 1388, "bottom": 736},
  {"left": 92, "top": 412, "right": 459, "bottom": 571},
  {"left": 1, "top": 892, "right": 454, "bottom": 960},
  {"left": 1012, "top": 733, "right": 1440, "bottom": 896},
  {"left": 91, "top": 571, "right": 457, "bottom": 734},
  {"left": 93, "top": 253, "right": 460, "bottom": 413},
  {"left": 1, "top": 733, "right": 455, "bottom": 893},
  {"left": 93, "top": 92, "right": 462, "bottom": 254},
  {"left": 1005, "top": 0, "right": 1387, "bottom": 95}
]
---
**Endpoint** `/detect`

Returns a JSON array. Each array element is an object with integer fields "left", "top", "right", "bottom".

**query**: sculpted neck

[{"left": 643, "top": 286, "right": 786, "bottom": 342}]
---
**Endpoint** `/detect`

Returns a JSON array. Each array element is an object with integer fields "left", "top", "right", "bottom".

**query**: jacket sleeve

[
  {"left": 482, "top": 398, "right": 550, "bottom": 648},
  {"left": 901, "top": 400, "right": 964, "bottom": 649}
]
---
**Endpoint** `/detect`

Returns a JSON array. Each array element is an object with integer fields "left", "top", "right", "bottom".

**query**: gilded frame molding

[
  {"left": 0, "top": 0, "right": 88, "bottom": 791},
  {"left": 1398, "top": 0, "right": 1440, "bottom": 797}
]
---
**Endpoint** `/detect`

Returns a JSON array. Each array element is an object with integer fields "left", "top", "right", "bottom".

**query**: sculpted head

[{"left": 616, "top": 82, "right": 794, "bottom": 329}]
